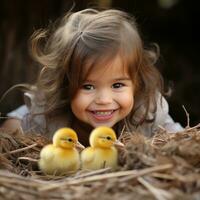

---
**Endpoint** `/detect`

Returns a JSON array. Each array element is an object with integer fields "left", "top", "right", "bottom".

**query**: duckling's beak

[
  {"left": 114, "top": 140, "right": 125, "bottom": 148},
  {"left": 75, "top": 141, "right": 85, "bottom": 150}
]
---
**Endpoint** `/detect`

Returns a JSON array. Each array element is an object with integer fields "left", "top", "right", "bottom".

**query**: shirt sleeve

[
  {"left": 7, "top": 105, "right": 29, "bottom": 120},
  {"left": 6, "top": 91, "right": 35, "bottom": 120},
  {"left": 154, "top": 94, "right": 184, "bottom": 133},
  {"left": 7, "top": 92, "right": 47, "bottom": 134},
  {"left": 7, "top": 91, "right": 71, "bottom": 137}
]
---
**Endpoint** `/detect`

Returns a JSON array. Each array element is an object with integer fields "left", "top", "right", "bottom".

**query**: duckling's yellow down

[
  {"left": 38, "top": 128, "right": 84, "bottom": 175},
  {"left": 81, "top": 126, "right": 124, "bottom": 170}
]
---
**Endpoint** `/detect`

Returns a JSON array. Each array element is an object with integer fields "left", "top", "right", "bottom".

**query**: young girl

[{"left": 2, "top": 8, "right": 183, "bottom": 146}]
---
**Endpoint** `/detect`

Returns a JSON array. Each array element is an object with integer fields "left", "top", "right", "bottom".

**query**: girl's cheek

[
  {"left": 76, "top": 93, "right": 94, "bottom": 106},
  {"left": 121, "top": 91, "right": 134, "bottom": 107}
]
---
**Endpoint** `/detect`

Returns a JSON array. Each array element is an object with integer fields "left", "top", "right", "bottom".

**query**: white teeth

[{"left": 95, "top": 111, "right": 112, "bottom": 115}]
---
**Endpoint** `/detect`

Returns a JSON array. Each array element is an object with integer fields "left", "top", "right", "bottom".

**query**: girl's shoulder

[{"left": 126, "top": 92, "right": 183, "bottom": 137}]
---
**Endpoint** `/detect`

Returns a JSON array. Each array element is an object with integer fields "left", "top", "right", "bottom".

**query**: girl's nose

[{"left": 95, "top": 90, "right": 113, "bottom": 105}]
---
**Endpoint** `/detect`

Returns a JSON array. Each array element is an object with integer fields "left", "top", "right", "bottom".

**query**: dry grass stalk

[
  {"left": 39, "top": 163, "right": 173, "bottom": 191},
  {"left": 138, "top": 177, "right": 173, "bottom": 200},
  {"left": 3, "top": 143, "right": 37, "bottom": 156},
  {"left": 0, "top": 124, "right": 200, "bottom": 199}
]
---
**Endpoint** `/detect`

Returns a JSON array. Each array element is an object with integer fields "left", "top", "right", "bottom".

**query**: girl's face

[{"left": 71, "top": 55, "right": 135, "bottom": 128}]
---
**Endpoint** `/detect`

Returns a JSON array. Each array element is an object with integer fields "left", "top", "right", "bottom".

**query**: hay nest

[{"left": 0, "top": 124, "right": 200, "bottom": 200}]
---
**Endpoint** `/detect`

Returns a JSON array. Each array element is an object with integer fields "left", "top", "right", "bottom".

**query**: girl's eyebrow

[
  {"left": 85, "top": 77, "right": 131, "bottom": 83},
  {"left": 114, "top": 77, "right": 131, "bottom": 81}
]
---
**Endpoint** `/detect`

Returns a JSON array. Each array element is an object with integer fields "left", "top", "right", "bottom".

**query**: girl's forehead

[{"left": 83, "top": 55, "right": 129, "bottom": 80}]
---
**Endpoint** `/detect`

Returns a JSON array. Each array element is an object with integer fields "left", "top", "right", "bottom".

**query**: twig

[
  {"left": 119, "top": 164, "right": 173, "bottom": 182},
  {"left": 150, "top": 172, "right": 175, "bottom": 180},
  {"left": 39, "top": 163, "right": 173, "bottom": 191},
  {"left": 0, "top": 116, "right": 11, "bottom": 119},
  {"left": 0, "top": 181, "right": 63, "bottom": 199},
  {"left": 118, "top": 125, "right": 126, "bottom": 140},
  {"left": 0, "top": 176, "right": 41, "bottom": 188},
  {"left": 17, "top": 157, "right": 38, "bottom": 162},
  {"left": 138, "top": 177, "right": 173, "bottom": 200},
  {"left": 182, "top": 105, "right": 190, "bottom": 128},
  {"left": 3, "top": 143, "right": 37, "bottom": 156},
  {"left": 157, "top": 125, "right": 166, "bottom": 131},
  {"left": 184, "top": 123, "right": 200, "bottom": 131},
  {"left": 74, "top": 168, "right": 111, "bottom": 179}
]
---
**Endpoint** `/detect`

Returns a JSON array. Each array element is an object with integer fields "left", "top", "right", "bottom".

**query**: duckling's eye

[
  {"left": 106, "top": 136, "right": 112, "bottom": 140},
  {"left": 68, "top": 138, "right": 73, "bottom": 142}
]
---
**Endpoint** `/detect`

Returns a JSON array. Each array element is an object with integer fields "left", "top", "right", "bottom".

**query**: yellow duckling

[
  {"left": 81, "top": 126, "right": 124, "bottom": 170},
  {"left": 38, "top": 128, "right": 85, "bottom": 175}
]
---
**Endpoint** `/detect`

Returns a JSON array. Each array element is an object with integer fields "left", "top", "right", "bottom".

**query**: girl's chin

[{"left": 89, "top": 120, "right": 116, "bottom": 128}]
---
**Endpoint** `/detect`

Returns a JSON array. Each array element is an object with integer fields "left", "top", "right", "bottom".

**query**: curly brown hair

[{"left": 30, "top": 8, "right": 164, "bottom": 128}]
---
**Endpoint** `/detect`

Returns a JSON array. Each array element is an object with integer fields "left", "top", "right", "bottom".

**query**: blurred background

[{"left": 0, "top": 0, "right": 199, "bottom": 127}]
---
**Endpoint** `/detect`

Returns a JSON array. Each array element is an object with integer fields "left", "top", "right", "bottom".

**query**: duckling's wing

[
  {"left": 40, "top": 145, "right": 55, "bottom": 162},
  {"left": 81, "top": 147, "right": 95, "bottom": 164}
]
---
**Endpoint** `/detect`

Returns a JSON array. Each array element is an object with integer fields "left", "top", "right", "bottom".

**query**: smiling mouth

[{"left": 88, "top": 109, "right": 118, "bottom": 121}]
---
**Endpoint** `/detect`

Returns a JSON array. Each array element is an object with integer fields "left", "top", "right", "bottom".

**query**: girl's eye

[
  {"left": 112, "top": 82, "right": 125, "bottom": 89},
  {"left": 82, "top": 84, "right": 95, "bottom": 90}
]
